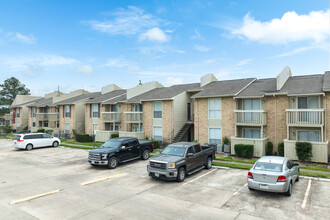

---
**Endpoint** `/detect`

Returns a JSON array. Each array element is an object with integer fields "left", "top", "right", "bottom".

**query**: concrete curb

[{"left": 212, "top": 165, "right": 330, "bottom": 182}]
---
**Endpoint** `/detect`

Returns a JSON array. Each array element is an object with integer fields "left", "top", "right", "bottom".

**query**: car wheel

[
  {"left": 248, "top": 187, "right": 254, "bottom": 191},
  {"left": 286, "top": 182, "right": 292, "bottom": 196},
  {"left": 108, "top": 157, "right": 118, "bottom": 169},
  {"left": 142, "top": 149, "right": 149, "bottom": 160},
  {"left": 205, "top": 157, "right": 212, "bottom": 169},
  {"left": 177, "top": 167, "right": 186, "bottom": 182},
  {"left": 296, "top": 174, "right": 299, "bottom": 182},
  {"left": 52, "top": 141, "right": 59, "bottom": 147},
  {"left": 26, "top": 144, "right": 33, "bottom": 151}
]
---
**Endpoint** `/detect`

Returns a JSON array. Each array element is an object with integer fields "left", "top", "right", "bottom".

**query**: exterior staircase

[{"left": 172, "top": 122, "right": 194, "bottom": 143}]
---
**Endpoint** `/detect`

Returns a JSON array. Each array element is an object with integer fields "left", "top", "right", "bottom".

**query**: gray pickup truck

[{"left": 147, "top": 142, "right": 215, "bottom": 182}]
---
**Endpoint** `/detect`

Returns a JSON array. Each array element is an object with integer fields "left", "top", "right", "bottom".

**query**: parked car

[
  {"left": 147, "top": 142, "right": 215, "bottom": 182},
  {"left": 12, "top": 133, "right": 61, "bottom": 150},
  {"left": 88, "top": 137, "right": 153, "bottom": 169},
  {"left": 247, "top": 156, "right": 299, "bottom": 196}
]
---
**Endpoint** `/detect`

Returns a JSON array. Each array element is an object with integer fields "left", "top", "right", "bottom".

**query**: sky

[{"left": 0, "top": 0, "right": 329, "bottom": 96}]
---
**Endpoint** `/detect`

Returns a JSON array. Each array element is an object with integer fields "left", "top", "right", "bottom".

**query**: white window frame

[
  {"left": 65, "top": 105, "right": 70, "bottom": 118},
  {"left": 297, "top": 96, "right": 320, "bottom": 109},
  {"left": 297, "top": 130, "right": 320, "bottom": 142},
  {"left": 208, "top": 98, "right": 221, "bottom": 119},
  {"left": 208, "top": 127, "right": 222, "bottom": 146},
  {"left": 153, "top": 126, "right": 163, "bottom": 143},
  {"left": 32, "top": 107, "right": 36, "bottom": 118},
  {"left": 92, "top": 104, "right": 99, "bottom": 118},
  {"left": 153, "top": 101, "right": 163, "bottom": 119},
  {"left": 243, "top": 128, "right": 261, "bottom": 139}
]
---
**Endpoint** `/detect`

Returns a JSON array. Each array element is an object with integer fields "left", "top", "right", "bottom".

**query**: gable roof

[
  {"left": 11, "top": 98, "right": 44, "bottom": 108},
  {"left": 84, "top": 89, "right": 126, "bottom": 104},
  {"left": 279, "top": 74, "right": 324, "bottom": 95},
  {"left": 126, "top": 83, "right": 201, "bottom": 103},
  {"left": 236, "top": 78, "right": 277, "bottom": 98},
  {"left": 192, "top": 78, "right": 255, "bottom": 98},
  {"left": 55, "top": 92, "right": 101, "bottom": 105},
  {"left": 25, "top": 97, "right": 54, "bottom": 107}
]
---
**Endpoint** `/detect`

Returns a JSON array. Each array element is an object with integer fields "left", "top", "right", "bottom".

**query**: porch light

[{"left": 292, "top": 131, "right": 295, "bottom": 136}]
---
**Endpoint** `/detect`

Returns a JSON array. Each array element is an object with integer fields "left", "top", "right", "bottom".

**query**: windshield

[
  {"left": 100, "top": 140, "right": 121, "bottom": 149},
  {"left": 161, "top": 145, "right": 185, "bottom": 157},
  {"left": 254, "top": 162, "right": 283, "bottom": 172},
  {"left": 13, "top": 135, "right": 21, "bottom": 140}
]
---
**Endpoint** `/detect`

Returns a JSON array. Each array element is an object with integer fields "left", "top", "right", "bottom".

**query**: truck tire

[
  {"left": 177, "top": 167, "right": 186, "bottom": 182},
  {"left": 142, "top": 149, "right": 149, "bottom": 160},
  {"left": 108, "top": 157, "right": 118, "bottom": 169},
  {"left": 205, "top": 157, "right": 212, "bottom": 169}
]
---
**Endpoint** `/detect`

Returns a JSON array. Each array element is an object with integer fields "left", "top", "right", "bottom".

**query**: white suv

[{"left": 13, "top": 133, "right": 61, "bottom": 150}]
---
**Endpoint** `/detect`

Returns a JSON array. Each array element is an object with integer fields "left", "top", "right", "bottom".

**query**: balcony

[
  {"left": 124, "top": 112, "right": 143, "bottom": 123},
  {"left": 102, "top": 112, "right": 121, "bottom": 123},
  {"left": 286, "top": 109, "right": 324, "bottom": 127},
  {"left": 119, "top": 131, "right": 145, "bottom": 139},
  {"left": 234, "top": 110, "right": 267, "bottom": 126},
  {"left": 95, "top": 130, "right": 118, "bottom": 142},
  {"left": 36, "top": 113, "right": 59, "bottom": 121}
]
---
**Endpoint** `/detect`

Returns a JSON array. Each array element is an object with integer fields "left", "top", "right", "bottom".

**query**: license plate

[
  {"left": 260, "top": 184, "right": 269, "bottom": 189},
  {"left": 155, "top": 173, "right": 159, "bottom": 177}
]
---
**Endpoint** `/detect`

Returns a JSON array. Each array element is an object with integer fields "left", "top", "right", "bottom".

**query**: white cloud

[
  {"left": 176, "top": 50, "right": 185, "bottom": 54},
  {"left": 191, "top": 29, "right": 203, "bottom": 40},
  {"left": 165, "top": 77, "right": 184, "bottom": 86},
  {"left": 14, "top": 33, "right": 36, "bottom": 44},
  {"left": 236, "top": 59, "right": 253, "bottom": 66},
  {"left": 75, "top": 65, "right": 94, "bottom": 74},
  {"left": 194, "top": 45, "right": 210, "bottom": 52},
  {"left": 82, "top": 6, "right": 159, "bottom": 36},
  {"left": 139, "top": 27, "right": 168, "bottom": 42},
  {"left": 232, "top": 10, "right": 330, "bottom": 44},
  {"left": 105, "top": 58, "right": 128, "bottom": 67}
]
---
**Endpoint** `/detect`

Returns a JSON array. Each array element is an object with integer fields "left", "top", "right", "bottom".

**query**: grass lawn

[
  {"left": 60, "top": 144, "right": 94, "bottom": 150},
  {"left": 212, "top": 161, "right": 252, "bottom": 170},
  {"left": 300, "top": 171, "right": 330, "bottom": 179},
  {"left": 215, "top": 156, "right": 257, "bottom": 164},
  {"left": 65, "top": 141, "right": 104, "bottom": 147},
  {"left": 300, "top": 166, "right": 330, "bottom": 173}
]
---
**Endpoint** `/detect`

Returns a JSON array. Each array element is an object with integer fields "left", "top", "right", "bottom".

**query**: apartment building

[
  {"left": 26, "top": 90, "right": 90, "bottom": 136},
  {"left": 84, "top": 84, "right": 126, "bottom": 140},
  {"left": 9, "top": 95, "right": 42, "bottom": 131}
]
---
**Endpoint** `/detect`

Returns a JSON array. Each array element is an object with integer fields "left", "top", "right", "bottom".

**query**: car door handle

[{"left": 128, "top": 149, "right": 132, "bottom": 151}]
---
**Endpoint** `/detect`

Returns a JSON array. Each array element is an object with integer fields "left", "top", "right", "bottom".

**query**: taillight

[
  {"left": 277, "top": 176, "right": 287, "bottom": 182},
  {"left": 248, "top": 172, "right": 253, "bottom": 179},
  {"left": 17, "top": 139, "right": 24, "bottom": 142},
  {"left": 152, "top": 143, "right": 154, "bottom": 149}
]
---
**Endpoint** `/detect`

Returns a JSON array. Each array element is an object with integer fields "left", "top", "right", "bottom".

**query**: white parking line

[
  {"left": 10, "top": 190, "right": 61, "bottom": 205},
  {"left": 302, "top": 179, "right": 312, "bottom": 208},
  {"left": 183, "top": 169, "right": 216, "bottom": 186},
  {"left": 81, "top": 173, "right": 127, "bottom": 186},
  {"left": 233, "top": 183, "right": 247, "bottom": 195}
]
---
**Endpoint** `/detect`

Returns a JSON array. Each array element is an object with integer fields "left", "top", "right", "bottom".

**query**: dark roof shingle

[{"left": 85, "top": 90, "right": 126, "bottom": 104}]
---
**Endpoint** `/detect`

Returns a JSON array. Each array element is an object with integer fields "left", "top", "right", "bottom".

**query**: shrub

[
  {"left": 295, "top": 142, "right": 313, "bottom": 161},
  {"left": 111, "top": 133, "right": 119, "bottom": 138},
  {"left": 234, "top": 144, "right": 254, "bottom": 158},
  {"left": 140, "top": 139, "right": 160, "bottom": 149},
  {"left": 223, "top": 137, "right": 230, "bottom": 145},
  {"left": 266, "top": 141, "right": 273, "bottom": 155},
  {"left": 45, "top": 129, "right": 53, "bottom": 135},
  {"left": 75, "top": 133, "right": 93, "bottom": 142},
  {"left": 0, "top": 125, "right": 12, "bottom": 133},
  {"left": 37, "top": 128, "right": 45, "bottom": 133},
  {"left": 278, "top": 142, "right": 284, "bottom": 156}
]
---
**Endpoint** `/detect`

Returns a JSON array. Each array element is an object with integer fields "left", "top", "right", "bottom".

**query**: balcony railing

[
  {"left": 231, "top": 137, "right": 269, "bottom": 157},
  {"left": 286, "top": 109, "right": 324, "bottom": 127},
  {"left": 36, "top": 113, "right": 59, "bottom": 121},
  {"left": 234, "top": 110, "right": 267, "bottom": 126},
  {"left": 124, "top": 112, "right": 143, "bottom": 123},
  {"left": 102, "top": 112, "right": 121, "bottom": 123}
]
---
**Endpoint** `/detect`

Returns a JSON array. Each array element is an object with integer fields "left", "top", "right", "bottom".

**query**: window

[
  {"left": 44, "top": 121, "right": 48, "bottom": 127},
  {"left": 133, "top": 124, "right": 143, "bottom": 132},
  {"left": 56, "top": 121, "right": 60, "bottom": 128},
  {"left": 194, "top": 145, "right": 201, "bottom": 153},
  {"left": 297, "top": 131, "right": 319, "bottom": 142},
  {"left": 187, "top": 147, "right": 195, "bottom": 155},
  {"left": 209, "top": 128, "right": 221, "bottom": 145},
  {"left": 92, "top": 104, "right": 99, "bottom": 118},
  {"left": 243, "top": 99, "right": 261, "bottom": 122},
  {"left": 16, "top": 108, "right": 20, "bottom": 117},
  {"left": 65, "top": 123, "right": 70, "bottom": 134},
  {"left": 298, "top": 97, "right": 319, "bottom": 109},
  {"left": 133, "top": 104, "right": 143, "bottom": 112},
  {"left": 243, "top": 128, "right": 261, "bottom": 139},
  {"left": 32, "top": 122, "right": 36, "bottom": 127},
  {"left": 153, "top": 102, "right": 162, "bottom": 118},
  {"left": 153, "top": 126, "right": 162, "bottom": 143},
  {"left": 32, "top": 107, "right": 36, "bottom": 117},
  {"left": 110, "top": 124, "right": 120, "bottom": 131},
  {"left": 44, "top": 107, "right": 49, "bottom": 113},
  {"left": 208, "top": 98, "right": 221, "bottom": 119},
  {"left": 65, "top": 105, "right": 70, "bottom": 118},
  {"left": 42, "top": 134, "right": 51, "bottom": 138},
  {"left": 111, "top": 104, "right": 119, "bottom": 112}
]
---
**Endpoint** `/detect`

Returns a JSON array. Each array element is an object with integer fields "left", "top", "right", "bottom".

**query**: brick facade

[
  {"left": 221, "top": 97, "right": 236, "bottom": 142},
  {"left": 194, "top": 98, "right": 208, "bottom": 144}
]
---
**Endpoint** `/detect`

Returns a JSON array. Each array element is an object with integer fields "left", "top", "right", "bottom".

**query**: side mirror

[
  {"left": 121, "top": 145, "right": 126, "bottom": 149},
  {"left": 187, "top": 153, "right": 194, "bottom": 157}
]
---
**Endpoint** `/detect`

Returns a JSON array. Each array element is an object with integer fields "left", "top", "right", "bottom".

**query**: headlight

[
  {"left": 167, "top": 163, "right": 175, "bottom": 169},
  {"left": 101, "top": 154, "right": 107, "bottom": 160}
]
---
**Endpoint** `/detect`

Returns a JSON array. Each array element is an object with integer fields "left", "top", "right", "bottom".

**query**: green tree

[{"left": 0, "top": 77, "right": 30, "bottom": 110}]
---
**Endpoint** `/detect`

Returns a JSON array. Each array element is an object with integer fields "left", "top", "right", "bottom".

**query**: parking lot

[{"left": 0, "top": 139, "right": 329, "bottom": 220}]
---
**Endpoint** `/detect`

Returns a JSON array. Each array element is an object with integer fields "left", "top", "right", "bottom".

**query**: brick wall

[
  {"left": 221, "top": 97, "right": 235, "bottom": 142},
  {"left": 143, "top": 101, "right": 153, "bottom": 139},
  {"left": 194, "top": 98, "right": 208, "bottom": 144},
  {"left": 163, "top": 100, "right": 174, "bottom": 143}
]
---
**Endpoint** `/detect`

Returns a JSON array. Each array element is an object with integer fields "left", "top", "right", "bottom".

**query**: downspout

[
  {"left": 196, "top": 99, "right": 199, "bottom": 142},
  {"left": 274, "top": 94, "right": 277, "bottom": 152}
]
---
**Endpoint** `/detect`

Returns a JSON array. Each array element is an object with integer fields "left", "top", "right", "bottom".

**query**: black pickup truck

[
  {"left": 147, "top": 142, "right": 215, "bottom": 182},
  {"left": 88, "top": 137, "right": 153, "bottom": 169}
]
